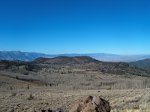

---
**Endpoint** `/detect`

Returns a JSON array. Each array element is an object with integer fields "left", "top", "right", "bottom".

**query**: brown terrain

[{"left": 0, "top": 56, "right": 150, "bottom": 112}]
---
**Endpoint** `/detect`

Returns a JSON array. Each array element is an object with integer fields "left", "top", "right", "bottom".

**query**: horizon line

[{"left": 0, "top": 50, "right": 150, "bottom": 56}]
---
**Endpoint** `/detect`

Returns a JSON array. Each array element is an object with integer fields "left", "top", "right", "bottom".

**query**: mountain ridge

[
  {"left": 0, "top": 51, "right": 150, "bottom": 62},
  {"left": 0, "top": 56, "right": 150, "bottom": 77},
  {"left": 34, "top": 56, "right": 99, "bottom": 64}
]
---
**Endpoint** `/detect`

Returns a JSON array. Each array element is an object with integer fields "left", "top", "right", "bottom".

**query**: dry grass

[{"left": 0, "top": 72, "right": 150, "bottom": 112}]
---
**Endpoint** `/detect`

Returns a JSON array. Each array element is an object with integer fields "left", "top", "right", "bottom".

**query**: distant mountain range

[
  {"left": 0, "top": 51, "right": 55, "bottom": 61},
  {"left": 0, "top": 51, "right": 150, "bottom": 62}
]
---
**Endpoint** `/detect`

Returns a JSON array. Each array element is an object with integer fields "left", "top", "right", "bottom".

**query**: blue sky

[{"left": 0, "top": 0, "right": 150, "bottom": 54}]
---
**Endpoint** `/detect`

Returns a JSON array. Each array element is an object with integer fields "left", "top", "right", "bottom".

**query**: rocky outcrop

[{"left": 69, "top": 96, "right": 111, "bottom": 112}]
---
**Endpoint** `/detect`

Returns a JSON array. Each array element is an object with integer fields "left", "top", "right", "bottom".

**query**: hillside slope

[{"left": 130, "top": 59, "right": 150, "bottom": 70}]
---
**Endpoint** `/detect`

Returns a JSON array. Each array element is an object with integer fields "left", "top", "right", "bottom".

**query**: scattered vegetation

[
  {"left": 27, "top": 93, "right": 34, "bottom": 100},
  {"left": 10, "top": 92, "right": 17, "bottom": 97}
]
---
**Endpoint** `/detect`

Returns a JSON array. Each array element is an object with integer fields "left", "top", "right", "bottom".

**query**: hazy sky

[{"left": 0, "top": 0, "right": 150, "bottom": 54}]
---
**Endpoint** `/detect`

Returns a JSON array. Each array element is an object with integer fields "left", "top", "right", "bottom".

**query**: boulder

[{"left": 69, "top": 96, "right": 111, "bottom": 112}]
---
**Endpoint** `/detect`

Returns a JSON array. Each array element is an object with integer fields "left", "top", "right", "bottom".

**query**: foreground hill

[{"left": 0, "top": 74, "right": 150, "bottom": 112}]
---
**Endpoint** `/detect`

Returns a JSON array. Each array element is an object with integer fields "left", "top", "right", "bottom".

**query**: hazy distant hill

[
  {"left": 1, "top": 51, "right": 150, "bottom": 62},
  {"left": 64, "top": 53, "right": 150, "bottom": 62},
  {"left": 87, "top": 54, "right": 150, "bottom": 62},
  {"left": 130, "top": 59, "right": 150, "bottom": 70}
]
